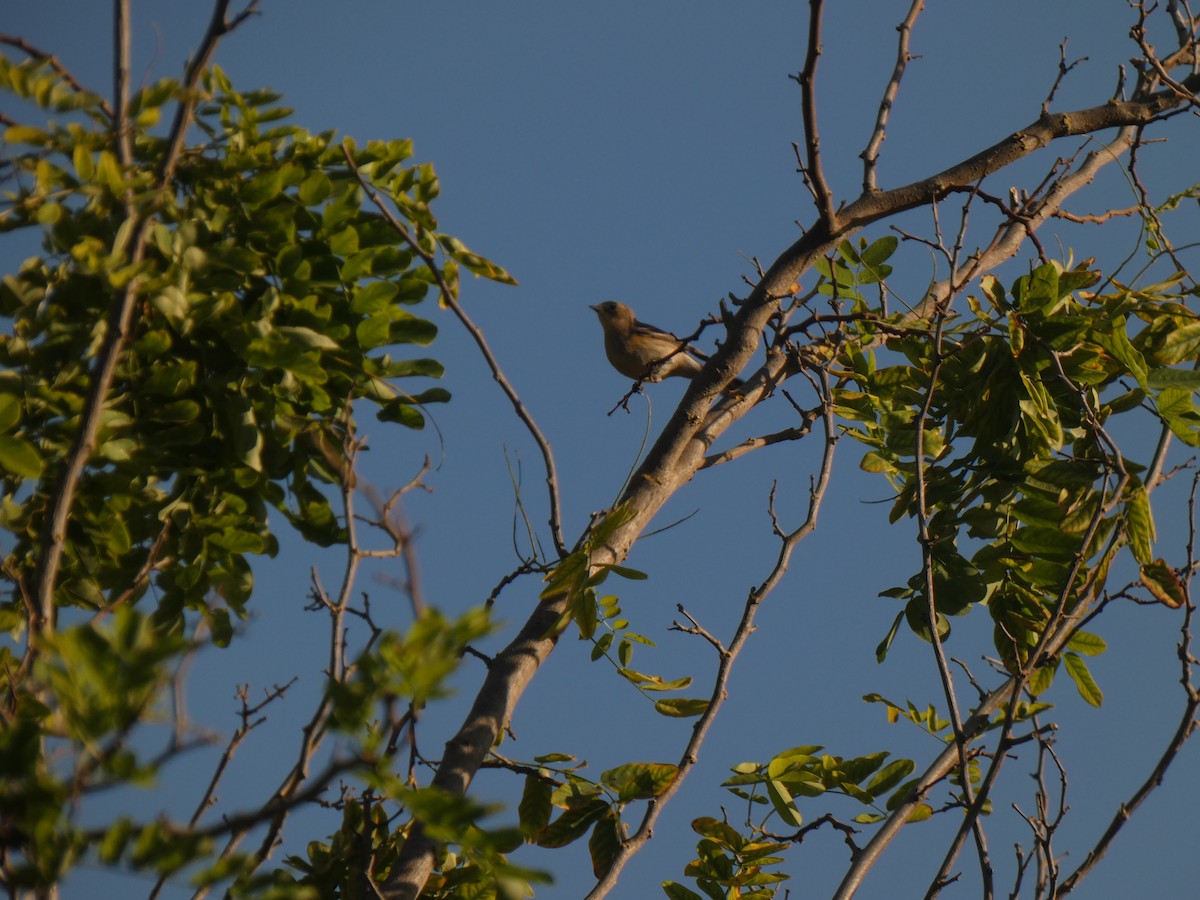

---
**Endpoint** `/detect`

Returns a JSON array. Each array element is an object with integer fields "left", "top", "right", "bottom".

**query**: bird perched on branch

[{"left": 590, "top": 301, "right": 742, "bottom": 389}]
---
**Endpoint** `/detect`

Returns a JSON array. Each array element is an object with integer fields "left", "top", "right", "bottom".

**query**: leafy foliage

[
  {"left": 0, "top": 58, "right": 476, "bottom": 630},
  {"left": 513, "top": 752, "right": 677, "bottom": 881},
  {"left": 0, "top": 48, "right": 514, "bottom": 894},
  {"left": 836, "top": 255, "right": 1200, "bottom": 696}
]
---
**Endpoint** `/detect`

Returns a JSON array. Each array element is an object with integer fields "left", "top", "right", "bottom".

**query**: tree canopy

[{"left": 2, "top": 2, "right": 1200, "bottom": 899}]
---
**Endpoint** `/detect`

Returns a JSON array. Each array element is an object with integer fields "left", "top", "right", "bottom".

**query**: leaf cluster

[
  {"left": 0, "top": 50, "right": 513, "bottom": 893},
  {"left": 835, "top": 257, "right": 1198, "bottom": 697},
  {"left": 516, "top": 753, "right": 677, "bottom": 881}
]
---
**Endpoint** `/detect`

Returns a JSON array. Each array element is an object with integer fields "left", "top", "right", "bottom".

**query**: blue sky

[{"left": 4, "top": 2, "right": 1200, "bottom": 898}]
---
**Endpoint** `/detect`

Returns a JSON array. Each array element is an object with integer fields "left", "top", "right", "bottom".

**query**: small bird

[{"left": 590, "top": 301, "right": 742, "bottom": 388}]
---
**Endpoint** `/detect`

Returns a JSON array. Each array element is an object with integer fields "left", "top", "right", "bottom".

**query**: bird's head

[{"left": 590, "top": 301, "right": 635, "bottom": 330}]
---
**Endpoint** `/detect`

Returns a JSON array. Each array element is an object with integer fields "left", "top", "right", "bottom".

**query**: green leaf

[
  {"left": 1028, "top": 665, "right": 1055, "bottom": 697},
  {"left": 437, "top": 234, "right": 518, "bottom": 285},
  {"left": 208, "top": 609, "right": 233, "bottom": 648},
  {"left": 376, "top": 399, "right": 425, "bottom": 428},
  {"left": 1141, "top": 559, "right": 1186, "bottom": 608},
  {"left": 519, "top": 774, "right": 554, "bottom": 840},
  {"left": 860, "top": 451, "right": 897, "bottom": 474},
  {"left": 0, "top": 434, "right": 43, "bottom": 478},
  {"left": 600, "top": 762, "right": 678, "bottom": 801},
  {"left": 535, "top": 799, "right": 607, "bottom": 848},
  {"left": 1011, "top": 525, "right": 1084, "bottom": 562},
  {"left": 5, "top": 124, "right": 49, "bottom": 145},
  {"left": 1094, "top": 322, "right": 1148, "bottom": 387},
  {"left": 1157, "top": 322, "right": 1200, "bottom": 365},
  {"left": 691, "top": 816, "right": 745, "bottom": 849},
  {"left": 0, "top": 394, "right": 22, "bottom": 432},
  {"left": 298, "top": 170, "right": 332, "bottom": 205},
  {"left": 589, "top": 811, "right": 622, "bottom": 879},
  {"left": 1146, "top": 367, "right": 1200, "bottom": 391},
  {"left": 606, "top": 564, "right": 647, "bottom": 581},
  {"left": 276, "top": 325, "right": 340, "bottom": 350},
  {"left": 766, "top": 779, "right": 803, "bottom": 827},
  {"left": 904, "top": 803, "right": 934, "bottom": 823},
  {"left": 874, "top": 611, "right": 905, "bottom": 663},
  {"left": 864, "top": 758, "right": 915, "bottom": 797},
  {"left": 860, "top": 235, "right": 898, "bottom": 269},
  {"left": 351, "top": 280, "right": 401, "bottom": 314},
  {"left": 1063, "top": 651, "right": 1103, "bottom": 706},
  {"left": 1065, "top": 630, "right": 1107, "bottom": 656},
  {"left": 241, "top": 168, "right": 285, "bottom": 207},
  {"left": 654, "top": 698, "right": 710, "bottom": 718},
  {"left": 662, "top": 882, "right": 706, "bottom": 900},
  {"left": 1125, "top": 486, "right": 1155, "bottom": 565}
]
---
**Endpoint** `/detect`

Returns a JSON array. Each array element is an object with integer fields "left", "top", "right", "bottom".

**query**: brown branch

[
  {"left": 379, "top": 23, "right": 1200, "bottom": 900},
  {"left": 861, "top": 0, "right": 924, "bottom": 193},
  {"left": 1056, "top": 473, "right": 1200, "bottom": 895},
  {"left": 1132, "top": 13, "right": 1200, "bottom": 112},
  {"left": 31, "top": 0, "right": 261, "bottom": 642},
  {"left": 0, "top": 33, "right": 114, "bottom": 118},
  {"left": 796, "top": 0, "right": 837, "bottom": 224},
  {"left": 157, "top": 0, "right": 262, "bottom": 186},
  {"left": 147, "top": 679, "right": 293, "bottom": 899},
  {"left": 700, "top": 421, "right": 816, "bottom": 468},
  {"left": 113, "top": 0, "right": 133, "bottom": 168},
  {"left": 1052, "top": 205, "right": 1140, "bottom": 224},
  {"left": 1041, "top": 39, "right": 1088, "bottom": 115},
  {"left": 583, "top": 381, "right": 840, "bottom": 899},
  {"left": 912, "top": 304, "right": 994, "bottom": 898},
  {"left": 341, "top": 146, "right": 568, "bottom": 560},
  {"left": 834, "top": 397, "right": 1134, "bottom": 899}
]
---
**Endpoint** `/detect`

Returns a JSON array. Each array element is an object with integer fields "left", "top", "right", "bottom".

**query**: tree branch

[
  {"left": 584, "top": 380, "right": 839, "bottom": 898},
  {"left": 861, "top": 0, "right": 924, "bottom": 193},
  {"left": 342, "top": 147, "right": 569, "bottom": 560},
  {"left": 31, "top": 0, "right": 262, "bottom": 640},
  {"left": 379, "top": 23, "right": 1200, "bottom": 900},
  {"left": 796, "top": 0, "right": 837, "bottom": 224}
]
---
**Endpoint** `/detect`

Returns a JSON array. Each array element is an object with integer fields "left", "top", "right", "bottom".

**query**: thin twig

[
  {"left": 1056, "top": 474, "right": 1200, "bottom": 895},
  {"left": 341, "top": 146, "right": 568, "bottom": 560},
  {"left": 861, "top": 0, "right": 924, "bottom": 192},
  {"left": 584, "top": 376, "right": 839, "bottom": 898},
  {"left": 0, "top": 33, "right": 114, "bottom": 118},
  {"left": 796, "top": 0, "right": 837, "bottom": 225}
]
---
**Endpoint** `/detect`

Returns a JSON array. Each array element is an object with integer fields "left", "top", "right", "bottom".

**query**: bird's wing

[{"left": 633, "top": 318, "right": 714, "bottom": 362}]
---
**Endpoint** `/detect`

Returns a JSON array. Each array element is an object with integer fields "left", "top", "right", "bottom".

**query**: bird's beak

[{"left": 589, "top": 304, "right": 602, "bottom": 312}]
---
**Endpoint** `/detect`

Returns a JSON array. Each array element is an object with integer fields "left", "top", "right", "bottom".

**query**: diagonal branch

[
  {"left": 861, "top": 0, "right": 924, "bottom": 193},
  {"left": 0, "top": 33, "right": 114, "bottom": 118},
  {"left": 584, "top": 378, "right": 839, "bottom": 899},
  {"left": 380, "top": 28, "right": 1200, "bottom": 900},
  {"left": 1056, "top": 472, "right": 1200, "bottom": 895},
  {"left": 342, "top": 147, "right": 568, "bottom": 559}
]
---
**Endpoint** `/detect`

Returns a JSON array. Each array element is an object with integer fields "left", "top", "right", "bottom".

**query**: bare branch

[
  {"left": 113, "top": 0, "right": 133, "bottom": 167},
  {"left": 158, "top": 0, "right": 263, "bottom": 186},
  {"left": 912, "top": 301, "right": 994, "bottom": 898},
  {"left": 795, "top": 0, "right": 837, "bottom": 224},
  {"left": 0, "top": 33, "right": 114, "bottom": 118},
  {"left": 342, "top": 147, "right": 568, "bottom": 560},
  {"left": 1041, "top": 38, "right": 1088, "bottom": 115},
  {"left": 1132, "top": 9, "right": 1200, "bottom": 111},
  {"left": 583, "top": 384, "right": 840, "bottom": 898},
  {"left": 378, "top": 17, "right": 1200, "bottom": 898},
  {"left": 1052, "top": 205, "right": 1140, "bottom": 224},
  {"left": 1056, "top": 474, "right": 1200, "bottom": 895},
  {"left": 861, "top": 0, "right": 924, "bottom": 192}
]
